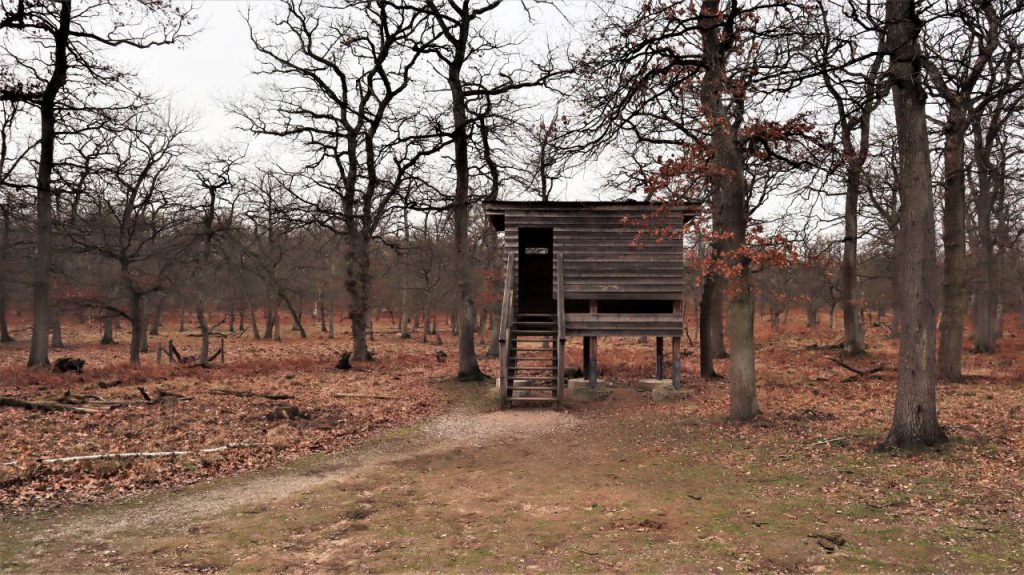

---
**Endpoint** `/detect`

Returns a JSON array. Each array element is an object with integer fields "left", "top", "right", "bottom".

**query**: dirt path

[
  {"left": 2, "top": 386, "right": 1022, "bottom": 574},
  {"left": 0, "top": 407, "right": 583, "bottom": 573}
]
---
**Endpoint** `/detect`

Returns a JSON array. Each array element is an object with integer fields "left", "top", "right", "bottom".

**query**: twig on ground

[
  {"left": 331, "top": 392, "right": 399, "bottom": 400},
  {"left": 811, "top": 437, "right": 847, "bottom": 446},
  {"left": 1, "top": 443, "right": 261, "bottom": 466},
  {"left": 0, "top": 396, "right": 99, "bottom": 414},
  {"left": 209, "top": 389, "right": 294, "bottom": 400}
]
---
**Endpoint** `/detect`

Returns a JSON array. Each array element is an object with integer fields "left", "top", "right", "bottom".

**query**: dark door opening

[{"left": 517, "top": 227, "right": 554, "bottom": 314}]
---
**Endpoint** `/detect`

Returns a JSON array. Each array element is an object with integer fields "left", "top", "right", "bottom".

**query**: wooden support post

[
  {"left": 582, "top": 337, "right": 590, "bottom": 379},
  {"left": 589, "top": 336, "right": 598, "bottom": 389},
  {"left": 672, "top": 336, "right": 681, "bottom": 389},
  {"left": 219, "top": 337, "right": 225, "bottom": 364},
  {"left": 656, "top": 337, "right": 664, "bottom": 379},
  {"left": 588, "top": 300, "right": 598, "bottom": 388}
]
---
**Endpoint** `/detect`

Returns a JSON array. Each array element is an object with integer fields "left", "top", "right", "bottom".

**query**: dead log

[
  {"left": 266, "top": 405, "right": 310, "bottom": 421},
  {"left": 53, "top": 390, "right": 102, "bottom": 405},
  {"left": 0, "top": 396, "right": 99, "bottom": 414},
  {"left": 97, "top": 379, "right": 126, "bottom": 389},
  {"left": 52, "top": 357, "right": 85, "bottom": 374},
  {"left": 137, "top": 387, "right": 191, "bottom": 404},
  {"left": 209, "top": 389, "right": 294, "bottom": 400}
]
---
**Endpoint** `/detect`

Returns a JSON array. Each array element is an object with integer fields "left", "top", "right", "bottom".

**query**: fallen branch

[
  {"left": 138, "top": 387, "right": 192, "bottom": 404},
  {"left": 811, "top": 437, "right": 847, "bottom": 447},
  {"left": 827, "top": 356, "right": 866, "bottom": 374},
  {"left": 827, "top": 357, "right": 885, "bottom": 381},
  {"left": 209, "top": 389, "right": 294, "bottom": 400},
  {"left": 0, "top": 396, "right": 99, "bottom": 414},
  {"left": 3, "top": 443, "right": 261, "bottom": 466},
  {"left": 331, "top": 392, "right": 399, "bottom": 400}
]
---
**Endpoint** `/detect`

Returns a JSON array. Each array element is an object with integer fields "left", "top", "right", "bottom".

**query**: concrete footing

[
  {"left": 636, "top": 378, "right": 670, "bottom": 392},
  {"left": 567, "top": 378, "right": 613, "bottom": 402},
  {"left": 651, "top": 381, "right": 688, "bottom": 402}
]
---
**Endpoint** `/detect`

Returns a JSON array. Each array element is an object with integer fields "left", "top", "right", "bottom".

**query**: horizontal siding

[
  {"left": 501, "top": 205, "right": 689, "bottom": 300},
  {"left": 565, "top": 313, "right": 684, "bottom": 336}
]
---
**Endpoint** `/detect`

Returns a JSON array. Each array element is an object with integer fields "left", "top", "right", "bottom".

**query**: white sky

[{"left": 114, "top": 0, "right": 606, "bottom": 201}]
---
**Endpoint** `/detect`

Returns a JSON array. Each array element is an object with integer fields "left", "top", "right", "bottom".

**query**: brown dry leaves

[{"left": 0, "top": 322, "right": 478, "bottom": 512}]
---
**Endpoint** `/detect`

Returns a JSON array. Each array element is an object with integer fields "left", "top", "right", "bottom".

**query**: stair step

[
  {"left": 510, "top": 366, "right": 556, "bottom": 371},
  {"left": 507, "top": 396, "right": 558, "bottom": 403},
  {"left": 509, "top": 376, "right": 557, "bottom": 381},
  {"left": 507, "top": 385, "right": 557, "bottom": 391}
]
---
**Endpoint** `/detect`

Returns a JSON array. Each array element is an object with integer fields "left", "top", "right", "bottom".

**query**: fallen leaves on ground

[{"left": 0, "top": 322, "right": 480, "bottom": 512}]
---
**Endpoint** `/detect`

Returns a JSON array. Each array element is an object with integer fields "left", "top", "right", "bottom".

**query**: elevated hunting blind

[{"left": 485, "top": 200, "right": 700, "bottom": 408}]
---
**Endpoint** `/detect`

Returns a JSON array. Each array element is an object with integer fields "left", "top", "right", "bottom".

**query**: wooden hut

[{"left": 485, "top": 200, "right": 700, "bottom": 408}]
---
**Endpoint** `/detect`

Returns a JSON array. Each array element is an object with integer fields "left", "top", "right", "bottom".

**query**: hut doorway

[{"left": 517, "top": 227, "right": 554, "bottom": 314}]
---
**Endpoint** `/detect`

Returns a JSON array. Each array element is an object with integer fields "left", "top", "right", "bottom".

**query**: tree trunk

[
  {"left": 842, "top": 165, "right": 866, "bottom": 354},
  {"left": 345, "top": 232, "right": 372, "bottom": 360},
  {"left": 699, "top": 274, "right": 721, "bottom": 378},
  {"left": 938, "top": 107, "right": 968, "bottom": 380},
  {"left": 50, "top": 312, "right": 63, "bottom": 348},
  {"left": 700, "top": 0, "right": 757, "bottom": 420},
  {"left": 805, "top": 304, "right": 819, "bottom": 328},
  {"left": 422, "top": 304, "right": 430, "bottom": 343},
  {"left": 282, "top": 294, "right": 307, "bottom": 338},
  {"left": 709, "top": 268, "right": 728, "bottom": 358},
  {"left": 448, "top": 48, "right": 483, "bottom": 382},
  {"left": 149, "top": 295, "right": 163, "bottom": 336},
  {"left": 328, "top": 301, "right": 335, "bottom": 339},
  {"left": 101, "top": 316, "right": 115, "bottom": 345},
  {"left": 264, "top": 297, "right": 276, "bottom": 341},
  {"left": 879, "top": 0, "right": 947, "bottom": 449},
  {"left": 0, "top": 290, "right": 12, "bottom": 342},
  {"left": 28, "top": 2, "right": 71, "bottom": 367},
  {"left": 128, "top": 291, "right": 144, "bottom": 367},
  {"left": 140, "top": 313, "right": 149, "bottom": 353},
  {"left": 972, "top": 121, "right": 997, "bottom": 353},
  {"left": 250, "top": 302, "right": 261, "bottom": 340},
  {"left": 197, "top": 304, "right": 210, "bottom": 364}
]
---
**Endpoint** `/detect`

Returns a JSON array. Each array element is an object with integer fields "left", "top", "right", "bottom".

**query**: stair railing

[
  {"left": 555, "top": 252, "right": 566, "bottom": 408},
  {"left": 498, "top": 253, "right": 515, "bottom": 407}
]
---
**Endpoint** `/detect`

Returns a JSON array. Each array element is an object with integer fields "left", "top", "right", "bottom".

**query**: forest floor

[{"left": 1, "top": 315, "right": 1023, "bottom": 573}]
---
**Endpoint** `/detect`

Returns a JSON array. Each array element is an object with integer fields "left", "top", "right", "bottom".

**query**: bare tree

[
  {"left": 238, "top": 0, "right": 439, "bottom": 361},
  {"left": 412, "top": 0, "right": 560, "bottom": 380},
  {"left": 1, "top": 0, "right": 193, "bottom": 366},
  {"left": 805, "top": 0, "right": 888, "bottom": 355},
  {"left": 879, "top": 0, "right": 947, "bottom": 449},
  {"left": 923, "top": 0, "right": 1024, "bottom": 377},
  {"left": 64, "top": 105, "right": 194, "bottom": 366}
]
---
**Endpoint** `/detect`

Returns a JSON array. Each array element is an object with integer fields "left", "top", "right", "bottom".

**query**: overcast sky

[{"left": 113, "top": 0, "right": 606, "bottom": 201}]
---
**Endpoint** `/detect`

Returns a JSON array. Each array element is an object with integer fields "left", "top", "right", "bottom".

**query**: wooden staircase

[
  {"left": 506, "top": 314, "right": 558, "bottom": 405},
  {"left": 498, "top": 254, "right": 566, "bottom": 409}
]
